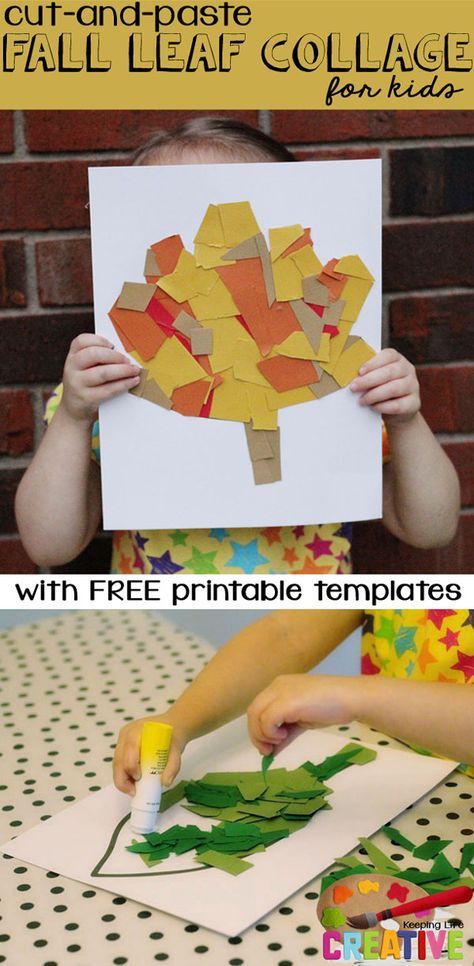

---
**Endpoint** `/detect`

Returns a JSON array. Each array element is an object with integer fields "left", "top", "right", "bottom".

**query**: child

[
  {"left": 15, "top": 118, "right": 460, "bottom": 573},
  {"left": 112, "top": 608, "right": 474, "bottom": 794}
]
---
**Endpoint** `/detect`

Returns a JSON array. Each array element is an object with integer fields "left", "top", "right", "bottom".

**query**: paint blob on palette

[
  {"left": 317, "top": 873, "right": 432, "bottom": 942},
  {"left": 108, "top": 202, "right": 376, "bottom": 484}
]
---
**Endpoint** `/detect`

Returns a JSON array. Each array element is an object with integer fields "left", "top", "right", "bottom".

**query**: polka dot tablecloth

[{"left": 1, "top": 610, "right": 473, "bottom": 966}]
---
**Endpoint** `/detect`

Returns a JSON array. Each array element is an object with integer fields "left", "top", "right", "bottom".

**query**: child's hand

[
  {"left": 61, "top": 333, "right": 142, "bottom": 422},
  {"left": 247, "top": 675, "right": 356, "bottom": 755},
  {"left": 113, "top": 713, "right": 186, "bottom": 795},
  {"left": 350, "top": 348, "right": 420, "bottom": 423}
]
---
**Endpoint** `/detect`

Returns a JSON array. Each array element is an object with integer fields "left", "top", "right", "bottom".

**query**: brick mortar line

[
  {"left": 12, "top": 110, "right": 27, "bottom": 158},
  {"left": 23, "top": 238, "right": 40, "bottom": 312},
  {"left": 1, "top": 134, "right": 473, "bottom": 165}
]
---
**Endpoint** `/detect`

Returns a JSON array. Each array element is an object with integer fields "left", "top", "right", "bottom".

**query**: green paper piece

[
  {"left": 412, "top": 839, "right": 453, "bottom": 860},
  {"left": 234, "top": 843, "right": 266, "bottom": 858},
  {"left": 260, "top": 827, "right": 290, "bottom": 846},
  {"left": 460, "top": 843, "right": 474, "bottom": 874},
  {"left": 335, "top": 855, "right": 373, "bottom": 869},
  {"left": 322, "top": 907, "right": 346, "bottom": 928},
  {"left": 349, "top": 747, "right": 377, "bottom": 766},
  {"left": 185, "top": 780, "right": 241, "bottom": 808},
  {"left": 217, "top": 806, "right": 250, "bottom": 821},
  {"left": 358, "top": 838, "right": 401, "bottom": 875},
  {"left": 183, "top": 804, "right": 222, "bottom": 818},
  {"left": 127, "top": 841, "right": 159, "bottom": 853},
  {"left": 283, "top": 798, "right": 330, "bottom": 817},
  {"left": 262, "top": 752, "right": 275, "bottom": 777},
  {"left": 196, "top": 850, "right": 253, "bottom": 876},
  {"left": 382, "top": 827, "right": 416, "bottom": 853},
  {"left": 159, "top": 780, "right": 187, "bottom": 813},
  {"left": 237, "top": 777, "right": 267, "bottom": 801},
  {"left": 237, "top": 799, "right": 286, "bottom": 819},
  {"left": 427, "top": 853, "right": 459, "bottom": 883}
]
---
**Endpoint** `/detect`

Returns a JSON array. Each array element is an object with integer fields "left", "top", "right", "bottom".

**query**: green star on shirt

[
  {"left": 373, "top": 615, "right": 396, "bottom": 644},
  {"left": 169, "top": 530, "right": 189, "bottom": 547},
  {"left": 182, "top": 546, "right": 219, "bottom": 574}
]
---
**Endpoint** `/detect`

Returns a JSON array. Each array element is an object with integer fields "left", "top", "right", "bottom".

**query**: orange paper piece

[
  {"left": 172, "top": 379, "right": 212, "bottom": 416},
  {"left": 319, "top": 258, "right": 348, "bottom": 300},
  {"left": 151, "top": 235, "right": 184, "bottom": 275},
  {"left": 333, "top": 885, "right": 354, "bottom": 904},
  {"left": 257, "top": 355, "right": 319, "bottom": 393},
  {"left": 217, "top": 258, "right": 299, "bottom": 354},
  {"left": 108, "top": 301, "right": 167, "bottom": 361}
]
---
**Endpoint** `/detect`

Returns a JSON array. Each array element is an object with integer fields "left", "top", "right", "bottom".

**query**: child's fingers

[
  {"left": 70, "top": 333, "right": 114, "bottom": 354},
  {"left": 351, "top": 360, "right": 409, "bottom": 393},
  {"left": 83, "top": 364, "right": 141, "bottom": 387},
  {"left": 356, "top": 347, "right": 401, "bottom": 376},
  {"left": 369, "top": 396, "right": 417, "bottom": 417},
  {"left": 358, "top": 376, "right": 412, "bottom": 407},
  {"left": 92, "top": 375, "right": 142, "bottom": 402},
  {"left": 73, "top": 346, "right": 134, "bottom": 371},
  {"left": 161, "top": 746, "right": 181, "bottom": 788}
]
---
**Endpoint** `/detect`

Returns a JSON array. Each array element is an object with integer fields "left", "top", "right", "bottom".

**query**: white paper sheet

[
  {"left": 88, "top": 159, "right": 382, "bottom": 530},
  {"left": 2, "top": 723, "right": 454, "bottom": 936}
]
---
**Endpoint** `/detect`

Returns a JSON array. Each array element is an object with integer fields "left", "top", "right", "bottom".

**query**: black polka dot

[
  {"left": 447, "top": 813, "right": 459, "bottom": 820},
  {"left": 194, "top": 948, "right": 208, "bottom": 954},
  {"left": 185, "top": 924, "right": 199, "bottom": 933},
  {"left": 149, "top": 932, "right": 163, "bottom": 940},
  {"left": 106, "top": 933, "right": 120, "bottom": 941},
  {"left": 137, "top": 911, "right": 152, "bottom": 919},
  {"left": 228, "top": 937, "right": 242, "bottom": 945},
  {"left": 303, "top": 949, "right": 318, "bottom": 957},
  {"left": 255, "top": 924, "right": 269, "bottom": 931},
  {"left": 297, "top": 925, "right": 311, "bottom": 933},
  {"left": 268, "top": 943, "right": 282, "bottom": 951},
  {"left": 416, "top": 818, "right": 430, "bottom": 826},
  {"left": 279, "top": 907, "right": 293, "bottom": 915}
]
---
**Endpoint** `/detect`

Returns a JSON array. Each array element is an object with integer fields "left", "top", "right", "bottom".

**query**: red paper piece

[
  {"left": 171, "top": 379, "right": 211, "bottom": 416},
  {"left": 323, "top": 324, "right": 340, "bottom": 338},
  {"left": 257, "top": 355, "right": 318, "bottom": 392},
  {"left": 236, "top": 314, "right": 253, "bottom": 338},
  {"left": 151, "top": 234, "right": 184, "bottom": 275},
  {"left": 108, "top": 301, "right": 167, "bottom": 361},
  {"left": 307, "top": 302, "right": 325, "bottom": 318},
  {"left": 154, "top": 288, "right": 195, "bottom": 320},
  {"left": 146, "top": 297, "right": 175, "bottom": 335},
  {"left": 217, "top": 258, "right": 299, "bottom": 355},
  {"left": 386, "top": 883, "right": 410, "bottom": 903}
]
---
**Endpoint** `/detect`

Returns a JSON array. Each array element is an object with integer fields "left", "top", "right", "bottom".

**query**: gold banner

[{"left": 0, "top": 1, "right": 472, "bottom": 108}]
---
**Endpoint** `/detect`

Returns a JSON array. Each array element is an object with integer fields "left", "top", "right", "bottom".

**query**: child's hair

[{"left": 132, "top": 117, "right": 295, "bottom": 165}]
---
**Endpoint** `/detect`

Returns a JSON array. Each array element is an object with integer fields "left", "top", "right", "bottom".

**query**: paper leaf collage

[
  {"left": 109, "top": 202, "right": 376, "bottom": 485},
  {"left": 125, "top": 743, "right": 377, "bottom": 877}
]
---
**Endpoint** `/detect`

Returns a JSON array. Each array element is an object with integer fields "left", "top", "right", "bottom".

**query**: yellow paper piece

[
  {"left": 219, "top": 202, "right": 261, "bottom": 248},
  {"left": 146, "top": 337, "right": 207, "bottom": 397},
  {"left": 194, "top": 243, "right": 235, "bottom": 269},
  {"left": 274, "top": 332, "right": 318, "bottom": 361},
  {"left": 194, "top": 204, "right": 225, "bottom": 247},
  {"left": 330, "top": 337, "right": 376, "bottom": 387},
  {"left": 335, "top": 254, "right": 374, "bottom": 281},
  {"left": 290, "top": 245, "right": 323, "bottom": 278},
  {"left": 358, "top": 880, "right": 380, "bottom": 895},
  {"left": 266, "top": 385, "right": 315, "bottom": 411},
  {"left": 339, "top": 276, "right": 373, "bottom": 323},
  {"left": 189, "top": 278, "right": 239, "bottom": 320},
  {"left": 320, "top": 321, "right": 353, "bottom": 375},
  {"left": 158, "top": 250, "right": 218, "bottom": 302},
  {"left": 209, "top": 368, "right": 251, "bottom": 423},
  {"left": 245, "top": 384, "right": 279, "bottom": 430},
  {"left": 272, "top": 256, "right": 304, "bottom": 302},
  {"left": 269, "top": 225, "right": 304, "bottom": 263},
  {"left": 234, "top": 340, "right": 272, "bottom": 388},
  {"left": 315, "top": 331, "right": 331, "bottom": 362},
  {"left": 201, "top": 317, "right": 252, "bottom": 373}
]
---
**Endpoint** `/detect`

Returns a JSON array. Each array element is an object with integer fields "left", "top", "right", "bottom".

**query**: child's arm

[
  {"left": 248, "top": 673, "right": 474, "bottom": 765},
  {"left": 351, "top": 349, "right": 460, "bottom": 548},
  {"left": 113, "top": 610, "right": 362, "bottom": 793},
  {"left": 15, "top": 334, "right": 141, "bottom": 566}
]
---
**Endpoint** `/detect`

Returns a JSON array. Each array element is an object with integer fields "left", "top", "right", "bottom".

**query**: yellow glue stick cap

[{"left": 141, "top": 721, "right": 173, "bottom": 772}]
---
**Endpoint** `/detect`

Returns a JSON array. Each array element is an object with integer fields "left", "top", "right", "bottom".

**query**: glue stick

[{"left": 130, "top": 722, "right": 173, "bottom": 834}]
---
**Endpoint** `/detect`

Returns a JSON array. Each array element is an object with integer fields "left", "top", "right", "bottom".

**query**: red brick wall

[{"left": 0, "top": 110, "right": 472, "bottom": 574}]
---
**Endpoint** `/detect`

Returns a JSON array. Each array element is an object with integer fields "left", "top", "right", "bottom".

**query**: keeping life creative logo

[{"left": 318, "top": 874, "right": 472, "bottom": 961}]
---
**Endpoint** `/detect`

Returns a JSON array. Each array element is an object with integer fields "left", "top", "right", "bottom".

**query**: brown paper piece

[
  {"left": 221, "top": 235, "right": 261, "bottom": 261},
  {"left": 308, "top": 370, "right": 340, "bottom": 399},
  {"left": 290, "top": 300, "right": 325, "bottom": 353},
  {"left": 246, "top": 425, "right": 282, "bottom": 485},
  {"left": 117, "top": 282, "right": 156, "bottom": 312},
  {"left": 173, "top": 310, "right": 200, "bottom": 338},
  {"left": 244, "top": 422, "right": 274, "bottom": 461},
  {"left": 144, "top": 249, "right": 160, "bottom": 278},
  {"left": 191, "top": 327, "right": 213, "bottom": 356},
  {"left": 322, "top": 299, "right": 346, "bottom": 326},
  {"left": 256, "top": 234, "right": 276, "bottom": 308},
  {"left": 129, "top": 371, "right": 172, "bottom": 410},
  {"left": 303, "top": 276, "right": 330, "bottom": 307}
]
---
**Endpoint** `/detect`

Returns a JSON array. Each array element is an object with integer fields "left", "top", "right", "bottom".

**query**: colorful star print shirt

[
  {"left": 362, "top": 609, "right": 474, "bottom": 777},
  {"left": 44, "top": 387, "right": 388, "bottom": 575}
]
